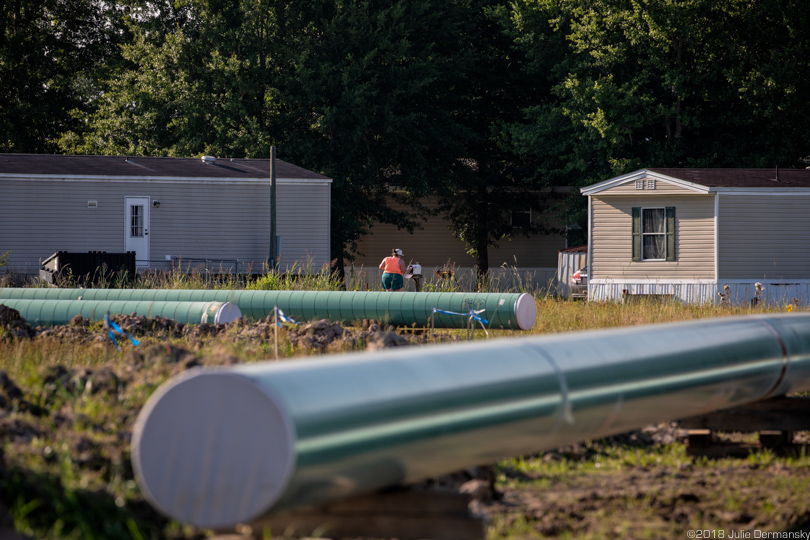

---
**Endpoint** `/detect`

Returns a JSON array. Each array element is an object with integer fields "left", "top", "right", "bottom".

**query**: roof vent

[{"left": 201, "top": 155, "right": 217, "bottom": 163}]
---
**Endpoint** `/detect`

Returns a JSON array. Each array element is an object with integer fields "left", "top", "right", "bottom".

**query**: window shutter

[
  {"left": 631, "top": 207, "right": 641, "bottom": 262},
  {"left": 665, "top": 206, "right": 676, "bottom": 261}
]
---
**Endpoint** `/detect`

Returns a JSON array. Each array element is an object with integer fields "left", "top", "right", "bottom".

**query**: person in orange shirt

[{"left": 379, "top": 248, "right": 407, "bottom": 292}]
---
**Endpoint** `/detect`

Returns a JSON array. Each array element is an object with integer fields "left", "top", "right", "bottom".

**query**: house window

[
  {"left": 131, "top": 205, "right": 144, "bottom": 237},
  {"left": 641, "top": 208, "right": 665, "bottom": 260},
  {"left": 631, "top": 206, "right": 676, "bottom": 262},
  {"left": 635, "top": 179, "right": 644, "bottom": 190},
  {"left": 646, "top": 178, "right": 656, "bottom": 190},
  {"left": 511, "top": 209, "right": 531, "bottom": 227}
]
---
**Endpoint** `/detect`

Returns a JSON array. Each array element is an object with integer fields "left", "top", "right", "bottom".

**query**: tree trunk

[
  {"left": 474, "top": 178, "right": 489, "bottom": 290},
  {"left": 475, "top": 240, "right": 488, "bottom": 290}
]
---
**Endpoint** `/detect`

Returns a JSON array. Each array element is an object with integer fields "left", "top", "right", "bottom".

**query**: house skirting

[{"left": 589, "top": 280, "right": 810, "bottom": 306}]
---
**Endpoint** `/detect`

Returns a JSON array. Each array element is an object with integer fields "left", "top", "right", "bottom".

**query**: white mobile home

[
  {"left": 582, "top": 168, "right": 810, "bottom": 304},
  {"left": 0, "top": 154, "right": 331, "bottom": 275}
]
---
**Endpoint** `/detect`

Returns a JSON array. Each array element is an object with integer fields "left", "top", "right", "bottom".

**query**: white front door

[{"left": 125, "top": 197, "right": 150, "bottom": 268}]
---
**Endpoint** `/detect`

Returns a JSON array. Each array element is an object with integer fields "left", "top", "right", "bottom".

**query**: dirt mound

[
  {"left": 0, "top": 306, "right": 434, "bottom": 355},
  {"left": 0, "top": 305, "right": 23, "bottom": 327},
  {"left": 25, "top": 312, "right": 192, "bottom": 344},
  {"left": 233, "top": 317, "right": 273, "bottom": 340},
  {"left": 38, "top": 364, "right": 126, "bottom": 404},
  {"left": 125, "top": 343, "right": 198, "bottom": 370},
  {"left": 37, "top": 323, "right": 93, "bottom": 342},
  {"left": 365, "top": 330, "right": 410, "bottom": 351},
  {"left": 0, "top": 371, "right": 26, "bottom": 412},
  {"left": 287, "top": 319, "right": 347, "bottom": 351},
  {"left": 286, "top": 318, "right": 415, "bottom": 352},
  {"left": 70, "top": 367, "right": 120, "bottom": 397},
  {"left": 2, "top": 308, "right": 237, "bottom": 349},
  {"left": 184, "top": 322, "right": 227, "bottom": 340},
  {"left": 0, "top": 370, "right": 45, "bottom": 417},
  {"left": 0, "top": 305, "right": 33, "bottom": 339},
  {"left": 115, "top": 313, "right": 185, "bottom": 338},
  {"left": 0, "top": 416, "right": 41, "bottom": 443}
]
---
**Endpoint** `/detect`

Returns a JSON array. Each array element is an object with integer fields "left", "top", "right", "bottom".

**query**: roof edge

[
  {"left": 0, "top": 173, "right": 332, "bottom": 184},
  {"left": 581, "top": 169, "right": 711, "bottom": 195}
]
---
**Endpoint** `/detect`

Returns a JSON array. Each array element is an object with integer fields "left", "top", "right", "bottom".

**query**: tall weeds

[
  {"left": 529, "top": 296, "right": 789, "bottom": 335},
  {"left": 247, "top": 260, "right": 343, "bottom": 291}
]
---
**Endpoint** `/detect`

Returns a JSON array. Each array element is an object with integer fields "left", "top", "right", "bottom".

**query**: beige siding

[
  {"left": 592, "top": 195, "right": 715, "bottom": 280},
  {"left": 718, "top": 194, "right": 810, "bottom": 280},
  {"left": 0, "top": 177, "right": 330, "bottom": 273},
  {"left": 601, "top": 180, "right": 699, "bottom": 196},
  {"left": 353, "top": 200, "right": 565, "bottom": 269}
]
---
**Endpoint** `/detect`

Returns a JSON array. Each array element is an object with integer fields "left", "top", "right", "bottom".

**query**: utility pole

[{"left": 269, "top": 146, "right": 277, "bottom": 271}]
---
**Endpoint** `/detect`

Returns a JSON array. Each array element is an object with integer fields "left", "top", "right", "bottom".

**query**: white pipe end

[
  {"left": 131, "top": 371, "right": 296, "bottom": 529},
  {"left": 214, "top": 301, "right": 242, "bottom": 324},
  {"left": 514, "top": 293, "right": 537, "bottom": 330}
]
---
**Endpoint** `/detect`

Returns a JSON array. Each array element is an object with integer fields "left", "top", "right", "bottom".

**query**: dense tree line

[{"left": 3, "top": 0, "right": 809, "bottom": 275}]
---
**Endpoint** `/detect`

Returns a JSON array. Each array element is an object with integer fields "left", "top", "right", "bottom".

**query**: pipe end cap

[
  {"left": 214, "top": 301, "right": 242, "bottom": 324},
  {"left": 131, "top": 371, "right": 295, "bottom": 529},
  {"left": 514, "top": 293, "right": 537, "bottom": 330}
]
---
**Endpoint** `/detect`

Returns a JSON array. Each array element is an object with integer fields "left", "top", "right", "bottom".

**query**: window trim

[
  {"left": 632, "top": 206, "right": 676, "bottom": 262},
  {"left": 510, "top": 208, "right": 532, "bottom": 227},
  {"left": 130, "top": 204, "right": 145, "bottom": 238},
  {"left": 641, "top": 207, "right": 666, "bottom": 261}
]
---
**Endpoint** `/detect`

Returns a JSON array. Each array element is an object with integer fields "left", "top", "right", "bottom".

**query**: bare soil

[{"left": 482, "top": 437, "right": 810, "bottom": 538}]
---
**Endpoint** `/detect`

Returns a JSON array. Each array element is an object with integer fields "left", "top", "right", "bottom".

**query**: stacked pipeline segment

[
  {"left": 132, "top": 314, "right": 810, "bottom": 529},
  {"left": 0, "top": 288, "right": 536, "bottom": 330},
  {"left": 0, "top": 299, "right": 241, "bottom": 327}
]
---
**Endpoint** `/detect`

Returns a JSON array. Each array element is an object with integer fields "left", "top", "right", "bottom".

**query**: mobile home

[
  {"left": 582, "top": 168, "right": 810, "bottom": 304},
  {"left": 0, "top": 154, "right": 331, "bottom": 276}
]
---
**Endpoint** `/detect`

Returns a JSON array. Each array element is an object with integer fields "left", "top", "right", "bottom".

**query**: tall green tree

[
  {"left": 505, "top": 0, "right": 810, "bottom": 174},
  {"left": 61, "top": 0, "right": 487, "bottom": 278},
  {"left": 59, "top": 0, "right": 298, "bottom": 157},
  {"left": 429, "top": 1, "right": 565, "bottom": 278},
  {"left": 279, "top": 0, "right": 476, "bottom": 274},
  {"left": 501, "top": 0, "right": 810, "bottom": 241},
  {"left": 0, "top": 0, "right": 119, "bottom": 152}
]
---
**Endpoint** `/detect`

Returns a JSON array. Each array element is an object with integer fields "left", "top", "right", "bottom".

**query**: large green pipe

[
  {"left": 0, "top": 299, "right": 241, "bottom": 327},
  {"left": 0, "top": 288, "right": 536, "bottom": 329},
  {"left": 132, "top": 313, "right": 810, "bottom": 529}
]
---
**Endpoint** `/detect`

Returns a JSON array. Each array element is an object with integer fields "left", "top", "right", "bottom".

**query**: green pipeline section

[
  {"left": 0, "top": 299, "right": 241, "bottom": 327},
  {"left": 0, "top": 288, "right": 536, "bottom": 329},
  {"left": 132, "top": 313, "right": 810, "bottom": 529}
]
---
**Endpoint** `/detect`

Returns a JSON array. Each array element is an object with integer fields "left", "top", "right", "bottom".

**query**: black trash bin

[{"left": 39, "top": 251, "right": 136, "bottom": 285}]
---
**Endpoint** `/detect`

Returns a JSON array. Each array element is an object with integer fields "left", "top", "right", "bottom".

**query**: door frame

[{"left": 124, "top": 196, "right": 150, "bottom": 268}]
